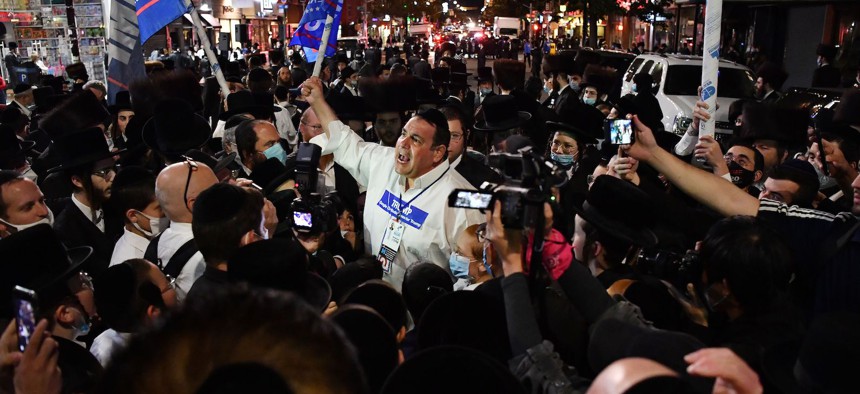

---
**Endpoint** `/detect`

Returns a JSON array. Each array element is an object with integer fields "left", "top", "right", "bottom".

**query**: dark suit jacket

[
  {"left": 455, "top": 153, "right": 503, "bottom": 189},
  {"left": 759, "top": 90, "right": 783, "bottom": 105},
  {"left": 53, "top": 199, "right": 116, "bottom": 276},
  {"left": 812, "top": 64, "right": 841, "bottom": 88},
  {"left": 333, "top": 163, "right": 361, "bottom": 211},
  {"left": 553, "top": 85, "right": 576, "bottom": 115},
  {"left": 541, "top": 91, "right": 558, "bottom": 109}
]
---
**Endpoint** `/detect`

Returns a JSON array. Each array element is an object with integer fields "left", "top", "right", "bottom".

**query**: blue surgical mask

[
  {"left": 543, "top": 86, "right": 551, "bottom": 94},
  {"left": 480, "top": 87, "right": 493, "bottom": 96},
  {"left": 482, "top": 243, "right": 495, "bottom": 278},
  {"left": 448, "top": 252, "right": 472, "bottom": 280},
  {"left": 632, "top": 84, "right": 638, "bottom": 93},
  {"left": 551, "top": 152, "right": 576, "bottom": 167},
  {"left": 569, "top": 80, "right": 581, "bottom": 92},
  {"left": 583, "top": 97, "right": 596, "bottom": 105},
  {"left": 263, "top": 142, "right": 288, "bottom": 165}
]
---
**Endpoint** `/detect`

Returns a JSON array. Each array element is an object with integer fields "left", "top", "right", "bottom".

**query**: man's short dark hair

[
  {"left": 94, "top": 259, "right": 165, "bottom": 333},
  {"left": 699, "top": 216, "right": 791, "bottom": 315},
  {"left": 438, "top": 105, "right": 466, "bottom": 130},
  {"left": 822, "top": 132, "right": 860, "bottom": 167},
  {"left": 768, "top": 162, "right": 819, "bottom": 207},
  {"left": 0, "top": 170, "right": 25, "bottom": 219},
  {"left": 274, "top": 85, "right": 289, "bottom": 102},
  {"left": 415, "top": 108, "right": 450, "bottom": 149},
  {"left": 729, "top": 142, "right": 765, "bottom": 172},
  {"left": 192, "top": 183, "right": 264, "bottom": 265},
  {"left": 581, "top": 218, "right": 633, "bottom": 269},
  {"left": 235, "top": 119, "right": 269, "bottom": 163},
  {"left": 111, "top": 166, "right": 156, "bottom": 224}
]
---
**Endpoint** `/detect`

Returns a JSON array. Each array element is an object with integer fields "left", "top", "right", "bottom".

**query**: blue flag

[
  {"left": 289, "top": 0, "right": 343, "bottom": 63},
  {"left": 106, "top": 0, "right": 146, "bottom": 104},
  {"left": 136, "top": 0, "right": 189, "bottom": 43}
]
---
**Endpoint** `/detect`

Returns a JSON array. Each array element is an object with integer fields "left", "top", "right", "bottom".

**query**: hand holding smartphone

[
  {"left": 13, "top": 286, "right": 38, "bottom": 352},
  {"left": 605, "top": 119, "right": 635, "bottom": 146}
]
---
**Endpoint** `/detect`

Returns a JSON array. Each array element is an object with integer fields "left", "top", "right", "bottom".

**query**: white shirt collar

[
  {"left": 13, "top": 100, "right": 31, "bottom": 116},
  {"left": 71, "top": 194, "right": 104, "bottom": 232},
  {"left": 168, "top": 221, "right": 193, "bottom": 233},
  {"left": 450, "top": 153, "right": 464, "bottom": 168},
  {"left": 122, "top": 227, "right": 151, "bottom": 252},
  {"left": 558, "top": 85, "right": 569, "bottom": 95},
  {"left": 448, "top": 96, "right": 462, "bottom": 102}
]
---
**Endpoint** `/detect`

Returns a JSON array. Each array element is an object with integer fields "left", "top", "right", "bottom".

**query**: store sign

[{"left": 262, "top": 0, "right": 274, "bottom": 11}]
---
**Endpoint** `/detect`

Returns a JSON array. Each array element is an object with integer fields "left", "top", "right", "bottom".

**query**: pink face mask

[{"left": 524, "top": 228, "right": 573, "bottom": 281}]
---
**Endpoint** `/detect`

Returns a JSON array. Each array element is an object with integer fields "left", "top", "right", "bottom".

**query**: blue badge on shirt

[{"left": 377, "top": 190, "right": 429, "bottom": 229}]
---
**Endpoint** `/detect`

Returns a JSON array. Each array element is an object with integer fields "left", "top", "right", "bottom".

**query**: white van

[{"left": 621, "top": 54, "right": 756, "bottom": 141}]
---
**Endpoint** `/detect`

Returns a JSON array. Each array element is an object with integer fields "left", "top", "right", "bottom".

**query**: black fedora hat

[
  {"left": 575, "top": 175, "right": 659, "bottom": 247},
  {"left": 0, "top": 224, "right": 92, "bottom": 318},
  {"left": 0, "top": 124, "right": 34, "bottom": 170},
  {"left": 218, "top": 90, "right": 281, "bottom": 121},
  {"left": 546, "top": 104, "right": 604, "bottom": 144},
  {"left": 380, "top": 346, "right": 525, "bottom": 394},
  {"left": 330, "top": 305, "right": 399, "bottom": 394},
  {"left": 326, "top": 90, "right": 375, "bottom": 122},
  {"left": 227, "top": 238, "right": 331, "bottom": 312},
  {"left": 108, "top": 90, "right": 133, "bottom": 114},
  {"left": 447, "top": 72, "right": 469, "bottom": 89},
  {"left": 430, "top": 67, "right": 451, "bottom": 88},
  {"left": 450, "top": 61, "right": 471, "bottom": 76},
  {"left": 248, "top": 157, "right": 296, "bottom": 196},
  {"left": 48, "top": 126, "right": 125, "bottom": 174},
  {"left": 142, "top": 99, "right": 211, "bottom": 158},
  {"left": 473, "top": 95, "right": 531, "bottom": 132},
  {"left": 475, "top": 66, "right": 493, "bottom": 82},
  {"left": 415, "top": 78, "right": 447, "bottom": 106}
]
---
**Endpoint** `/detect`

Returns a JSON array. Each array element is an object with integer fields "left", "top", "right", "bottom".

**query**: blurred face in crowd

[
  {"left": 725, "top": 145, "right": 758, "bottom": 173},
  {"left": 375, "top": 111, "right": 402, "bottom": 147},
  {"left": 550, "top": 132, "right": 580, "bottom": 162},
  {"left": 277, "top": 66, "right": 291, "bottom": 86},
  {"left": 752, "top": 139, "right": 783, "bottom": 172},
  {"left": 852, "top": 174, "right": 860, "bottom": 215},
  {"left": 754, "top": 77, "right": 768, "bottom": 97},
  {"left": 0, "top": 178, "right": 50, "bottom": 231},
  {"left": 131, "top": 199, "right": 165, "bottom": 236},
  {"left": 447, "top": 118, "right": 466, "bottom": 163},
  {"left": 583, "top": 86, "right": 599, "bottom": 101},
  {"left": 338, "top": 209, "right": 355, "bottom": 233},
  {"left": 821, "top": 139, "right": 858, "bottom": 179},
  {"left": 117, "top": 110, "right": 134, "bottom": 135},
  {"left": 759, "top": 178, "right": 800, "bottom": 205},
  {"left": 83, "top": 159, "right": 117, "bottom": 202},
  {"left": 394, "top": 117, "right": 445, "bottom": 181},
  {"left": 299, "top": 108, "right": 324, "bottom": 142}
]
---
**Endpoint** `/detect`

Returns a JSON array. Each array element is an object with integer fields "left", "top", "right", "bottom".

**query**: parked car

[
  {"left": 621, "top": 54, "right": 756, "bottom": 142},
  {"left": 776, "top": 86, "right": 843, "bottom": 115}
]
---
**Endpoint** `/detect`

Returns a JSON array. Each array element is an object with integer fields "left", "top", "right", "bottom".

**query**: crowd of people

[{"left": 1, "top": 36, "right": 859, "bottom": 394}]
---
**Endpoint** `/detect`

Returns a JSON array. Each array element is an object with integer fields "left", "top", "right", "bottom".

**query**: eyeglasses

[
  {"left": 92, "top": 166, "right": 117, "bottom": 180},
  {"left": 182, "top": 160, "right": 199, "bottom": 213},
  {"left": 162, "top": 275, "right": 176, "bottom": 294},
  {"left": 300, "top": 120, "right": 323, "bottom": 131},
  {"left": 450, "top": 131, "right": 465, "bottom": 142},
  {"left": 476, "top": 227, "right": 487, "bottom": 243},
  {"left": 550, "top": 140, "right": 578, "bottom": 155}
]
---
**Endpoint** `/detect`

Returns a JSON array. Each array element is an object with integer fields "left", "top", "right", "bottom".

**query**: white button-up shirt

[
  {"left": 109, "top": 228, "right": 150, "bottom": 267},
  {"left": 311, "top": 120, "right": 484, "bottom": 288},
  {"left": 90, "top": 328, "right": 132, "bottom": 367},
  {"left": 71, "top": 194, "right": 104, "bottom": 233},
  {"left": 154, "top": 221, "right": 205, "bottom": 302}
]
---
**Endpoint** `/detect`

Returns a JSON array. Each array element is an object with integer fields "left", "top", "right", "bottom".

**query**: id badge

[{"left": 377, "top": 218, "right": 405, "bottom": 274}]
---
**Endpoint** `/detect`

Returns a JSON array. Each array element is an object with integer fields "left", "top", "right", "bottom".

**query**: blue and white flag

[
  {"left": 136, "top": 0, "right": 190, "bottom": 43},
  {"left": 106, "top": 0, "right": 146, "bottom": 104},
  {"left": 288, "top": 0, "right": 343, "bottom": 63}
]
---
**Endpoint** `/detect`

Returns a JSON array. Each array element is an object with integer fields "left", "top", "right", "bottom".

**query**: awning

[{"left": 200, "top": 14, "right": 221, "bottom": 29}]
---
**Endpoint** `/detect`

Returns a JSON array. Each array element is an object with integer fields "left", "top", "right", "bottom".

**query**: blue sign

[{"left": 376, "top": 190, "right": 430, "bottom": 230}]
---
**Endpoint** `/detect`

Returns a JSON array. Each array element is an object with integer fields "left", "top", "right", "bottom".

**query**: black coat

[
  {"left": 812, "top": 64, "right": 841, "bottom": 88},
  {"left": 55, "top": 336, "right": 102, "bottom": 394},
  {"left": 53, "top": 199, "right": 117, "bottom": 276},
  {"left": 553, "top": 85, "right": 576, "bottom": 115},
  {"left": 631, "top": 92, "right": 664, "bottom": 131},
  {"left": 412, "top": 60, "right": 431, "bottom": 80},
  {"left": 455, "top": 153, "right": 503, "bottom": 189}
]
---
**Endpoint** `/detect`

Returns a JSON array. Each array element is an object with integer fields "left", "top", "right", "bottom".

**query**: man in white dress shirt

[
  {"left": 149, "top": 160, "right": 218, "bottom": 302},
  {"left": 302, "top": 77, "right": 484, "bottom": 288}
]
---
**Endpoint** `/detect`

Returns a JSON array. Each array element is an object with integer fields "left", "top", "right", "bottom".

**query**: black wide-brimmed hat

[
  {"left": 447, "top": 72, "right": 469, "bottom": 89},
  {"left": 227, "top": 238, "right": 331, "bottom": 312},
  {"left": 475, "top": 66, "right": 493, "bottom": 82},
  {"left": 415, "top": 78, "right": 447, "bottom": 106},
  {"left": 326, "top": 90, "right": 375, "bottom": 122},
  {"left": 380, "top": 346, "right": 525, "bottom": 394},
  {"left": 546, "top": 103, "right": 605, "bottom": 144},
  {"left": 575, "top": 175, "right": 659, "bottom": 247},
  {"left": 142, "top": 99, "right": 211, "bottom": 158},
  {"left": 359, "top": 76, "right": 419, "bottom": 113},
  {"left": 108, "top": 90, "right": 133, "bottom": 114},
  {"left": 330, "top": 305, "right": 399, "bottom": 393},
  {"left": 430, "top": 67, "right": 451, "bottom": 88},
  {"left": 473, "top": 95, "right": 531, "bottom": 132},
  {"left": 0, "top": 224, "right": 92, "bottom": 318},
  {"left": 48, "top": 126, "right": 124, "bottom": 174},
  {"left": 218, "top": 90, "right": 281, "bottom": 121},
  {"left": 0, "top": 123, "right": 35, "bottom": 169}
]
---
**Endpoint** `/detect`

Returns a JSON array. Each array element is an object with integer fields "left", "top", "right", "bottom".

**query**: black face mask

[{"left": 728, "top": 161, "right": 756, "bottom": 189}]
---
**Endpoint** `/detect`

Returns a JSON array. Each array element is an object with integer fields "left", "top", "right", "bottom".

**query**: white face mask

[
  {"left": 0, "top": 207, "right": 54, "bottom": 234},
  {"left": 133, "top": 211, "right": 169, "bottom": 238}
]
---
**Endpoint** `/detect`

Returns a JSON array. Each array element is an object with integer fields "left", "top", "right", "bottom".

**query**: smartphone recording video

[
  {"left": 293, "top": 211, "right": 313, "bottom": 229},
  {"left": 448, "top": 189, "right": 493, "bottom": 209},
  {"left": 606, "top": 119, "right": 634, "bottom": 145},
  {"left": 13, "top": 286, "right": 37, "bottom": 352}
]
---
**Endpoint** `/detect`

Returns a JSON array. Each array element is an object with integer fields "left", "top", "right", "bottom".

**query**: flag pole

[
  {"left": 312, "top": 14, "right": 335, "bottom": 77},
  {"left": 189, "top": 7, "right": 231, "bottom": 99},
  {"left": 695, "top": 0, "right": 721, "bottom": 166}
]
